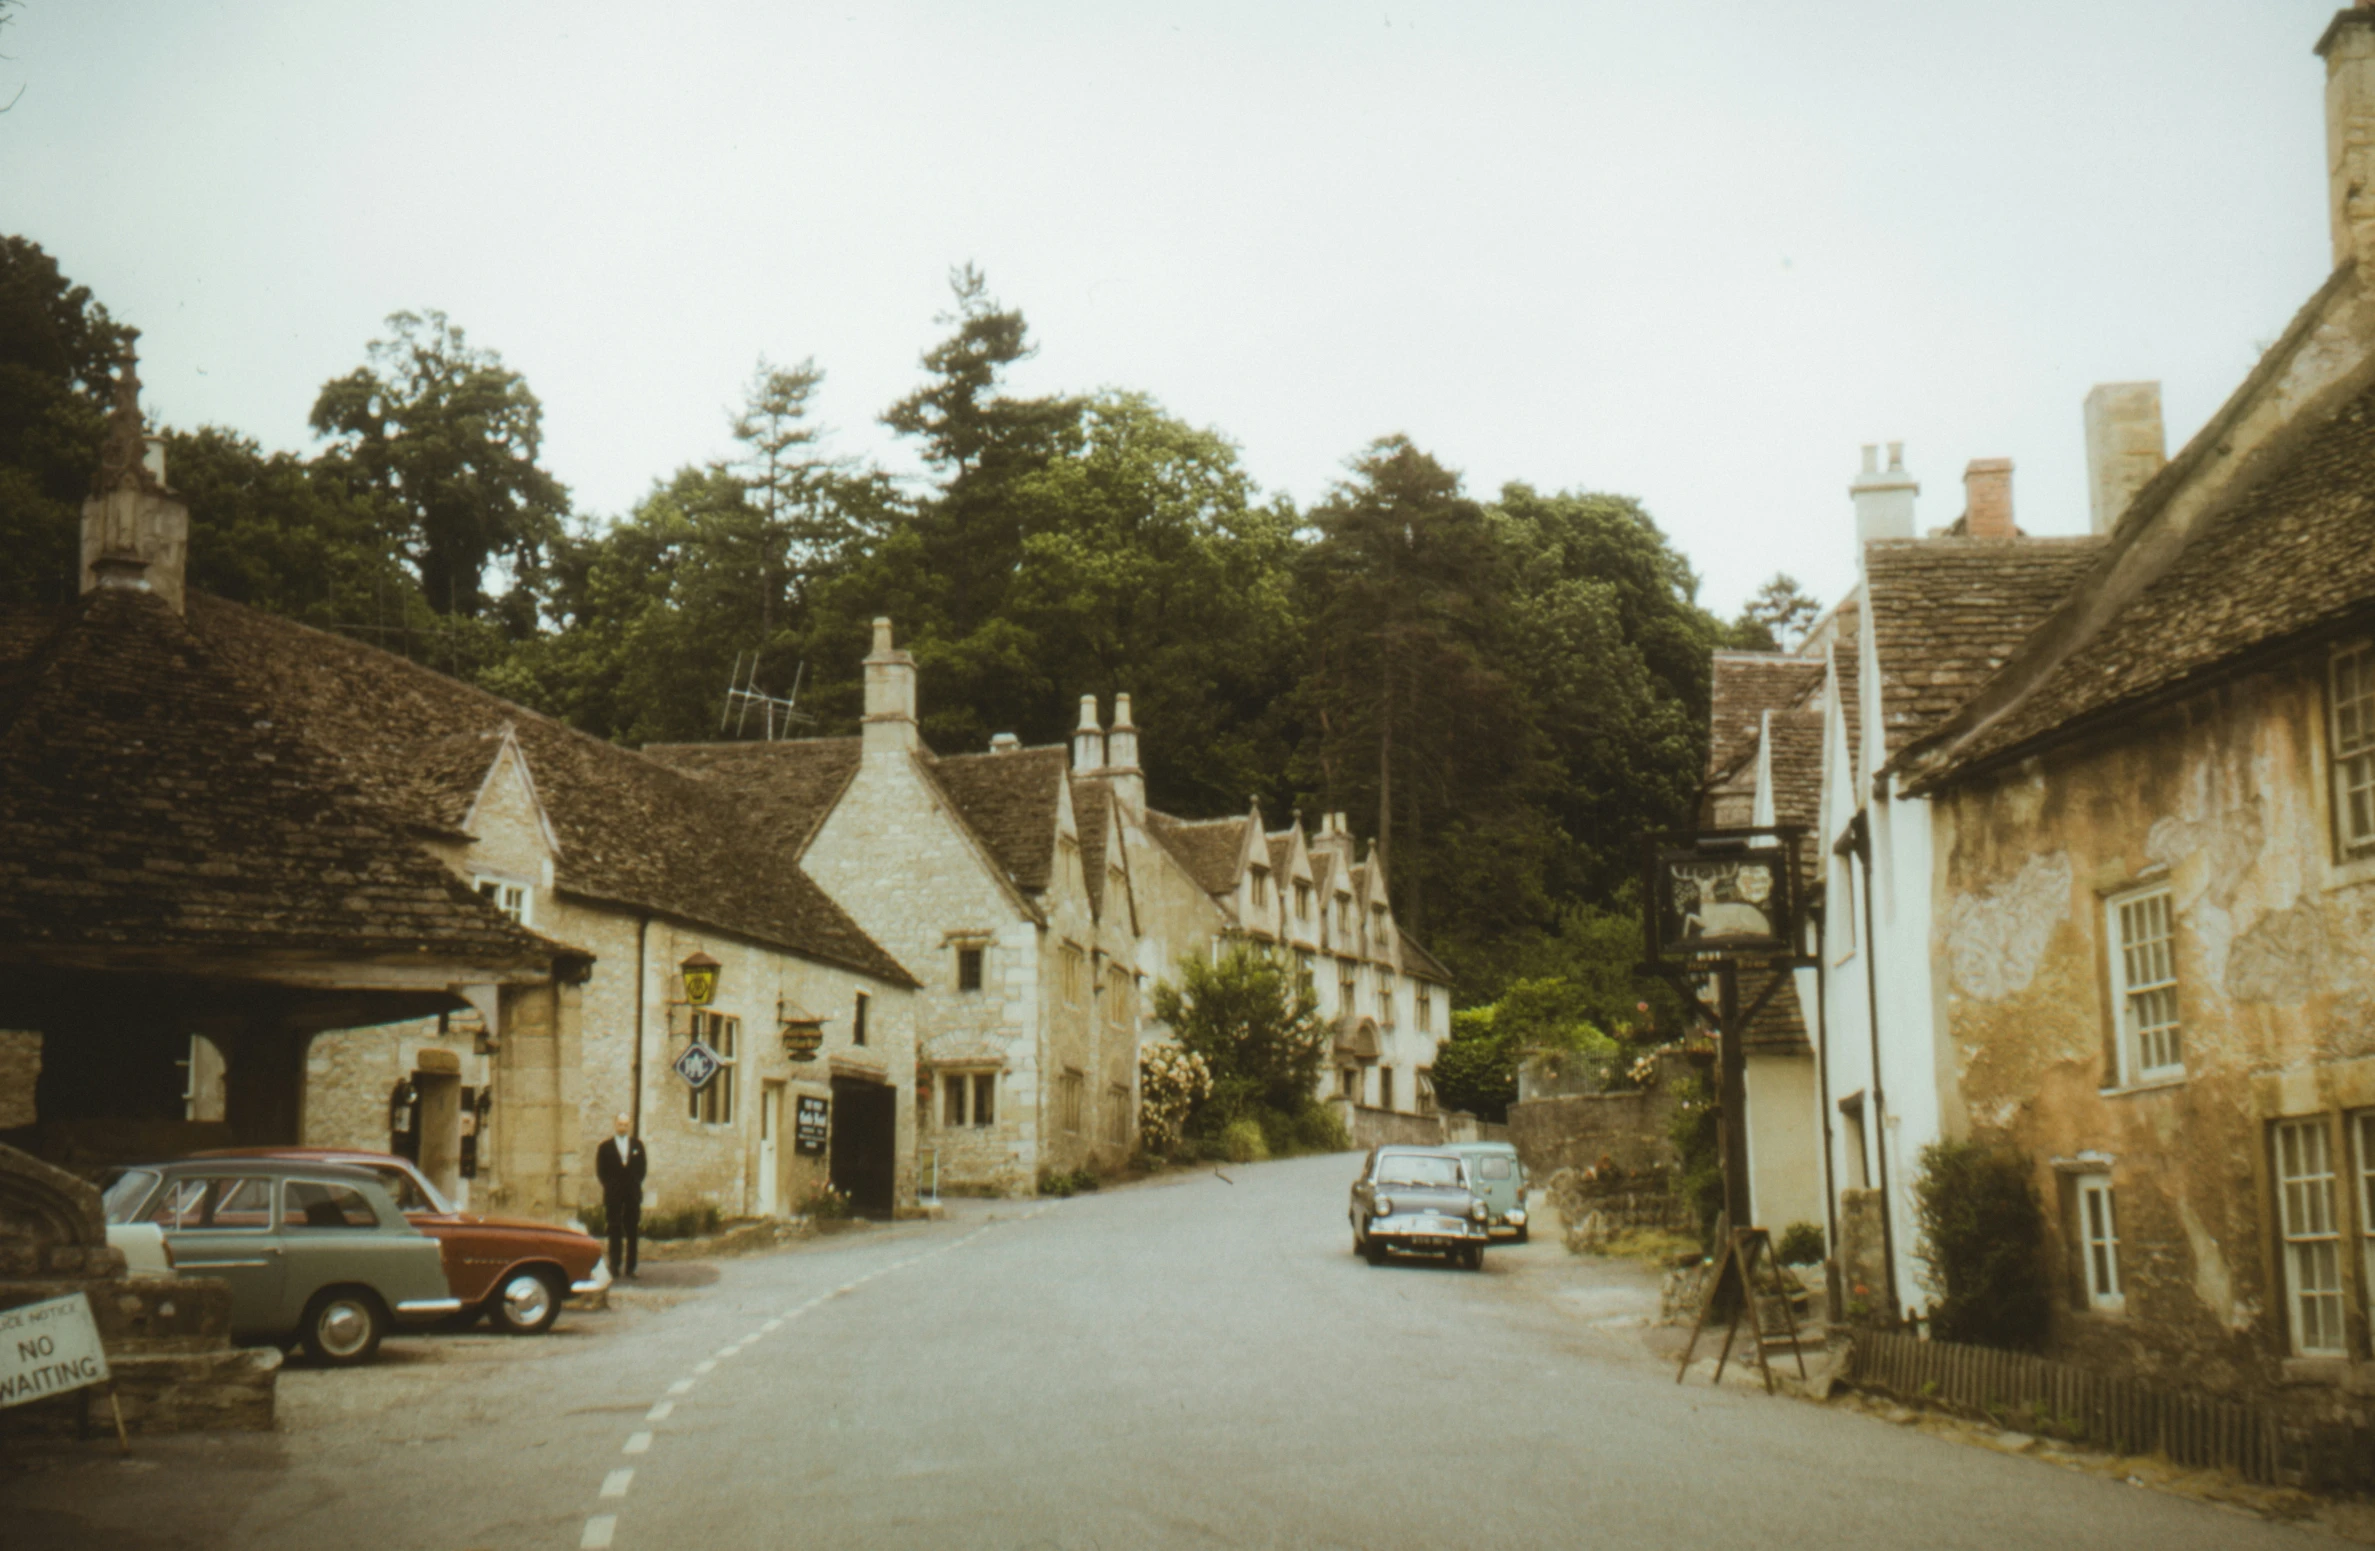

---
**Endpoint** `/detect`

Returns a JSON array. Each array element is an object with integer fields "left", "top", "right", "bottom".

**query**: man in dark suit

[{"left": 596, "top": 1112, "right": 646, "bottom": 1279}]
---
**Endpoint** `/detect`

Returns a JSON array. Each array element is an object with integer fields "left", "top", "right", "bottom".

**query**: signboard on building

[
  {"left": 0, "top": 1293, "right": 110, "bottom": 1409},
  {"left": 794, "top": 1094, "right": 829, "bottom": 1156},
  {"left": 672, "top": 1041, "right": 722, "bottom": 1092},
  {"left": 1648, "top": 842, "right": 1797, "bottom": 959}
]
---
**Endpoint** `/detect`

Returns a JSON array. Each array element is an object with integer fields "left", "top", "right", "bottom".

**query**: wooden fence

[{"left": 1848, "top": 1330, "right": 2375, "bottom": 1489}]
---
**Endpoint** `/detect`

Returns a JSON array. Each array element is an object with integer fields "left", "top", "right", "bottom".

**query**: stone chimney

[
  {"left": 989, "top": 732, "right": 1021, "bottom": 753},
  {"left": 1849, "top": 442, "right": 1918, "bottom": 553},
  {"left": 2320, "top": 4, "right": 2375, "bottom": 271},
  {"left": 1960, "top": 458, "right": 2015, "bottom": 539},
  {"left": 1104, "top": 692, "right": 1144, "bottom": 813},
  {"left": 1072, "top": 695, "right": 1105, "bottom": 773},
  {"left": 861, "top": 616, "right": 920, "bottom": 754},
  {"left": 2083, "top": 382, "right": 2168, "bottom": 534},
  {"left": 1309, "top": 810, "right": 1357, "bottom": 870},
  {"left": 80, "top": 350, "right": 188, "bottom": 614}
]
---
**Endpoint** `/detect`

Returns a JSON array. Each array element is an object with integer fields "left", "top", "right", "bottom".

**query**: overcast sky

[{"left": 1, "top": 1, "right": 2345, "bottom": 618}]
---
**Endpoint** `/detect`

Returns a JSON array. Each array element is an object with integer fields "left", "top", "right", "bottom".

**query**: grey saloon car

[
  {"left": 1349, "top": 1146, "right": 1490, "bottom": 1269},
  {"left": 102, "top": 1159, "right": 461, "bottom": 1365}
]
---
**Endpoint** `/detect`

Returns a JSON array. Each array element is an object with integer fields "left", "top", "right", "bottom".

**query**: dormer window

[
  {"left": 1335, "top": 897, "right": 1350, "bottom": 935},
  {"left": 1250, "top": 867, "right": 1270, "bottom": 909},
  {"left": 474, "top": 875, "right": 530, "bottom": 926},
  {"left": 1294, "top": 881, "right": 1311, "bottom": 918}
]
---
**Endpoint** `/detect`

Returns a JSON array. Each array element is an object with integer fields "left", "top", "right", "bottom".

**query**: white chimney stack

[
  {"left": 1850, "top": 441, "right": 1918, "bottom": 556},
  {"left": 2082, "top": 382, "right": 2168, "bottom": 534},
  {"left": 1072, "top": 695, "right": 1105, "bottom": 773},
  {"left": 1105, "top": 692, "right": 1144, "bottom": 813}
]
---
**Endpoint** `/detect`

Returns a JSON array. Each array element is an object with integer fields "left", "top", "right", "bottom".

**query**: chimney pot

[
  {"left": 1849, "top": 441, "right": 1919, "bottom": 553},
  {"left": 1072, "top": 694, "right": 1105, "bottom": 772},
  {"left": 990, "top": 732, "right": 1020, "bottom": 754}
]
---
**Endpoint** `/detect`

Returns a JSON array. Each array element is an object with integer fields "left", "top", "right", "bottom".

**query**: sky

[{"left": 0, "top": 1, "right": 2346, "bottom": 619}]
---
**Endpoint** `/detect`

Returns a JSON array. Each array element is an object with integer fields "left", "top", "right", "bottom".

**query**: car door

[
  {"left": 149, "top": 1175, "right": 285, "bottom": 1338},
  {"left": 278, "top": 1176, "right": 429, "bottom": 1326}
]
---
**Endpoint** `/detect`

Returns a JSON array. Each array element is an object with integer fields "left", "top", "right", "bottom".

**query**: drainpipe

[
  {"left": 632, "top": 915, "right": 649, "bottom": 1137},
  {"left": 1852, "top": 807, "right": 1900, "bottom": 1319},
  {"left": 1811, "top": 900, "right": 1841, "bottom": 1315}
]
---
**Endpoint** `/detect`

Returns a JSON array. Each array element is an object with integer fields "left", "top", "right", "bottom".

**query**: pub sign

[{"left": 1651, "top": 844, "right": 1796, "bottom": 958}]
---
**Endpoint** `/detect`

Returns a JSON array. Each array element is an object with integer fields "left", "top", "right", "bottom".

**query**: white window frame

[
  {"left": 2353, "top": 1112, "right": 2375, "bottom": 1326},
  {"left": 688, "top": 1011, "right": 738, "bottom": 1126},
  {"left": 1060, "top": 1068, "right": 1085, "bottom": 1134},
  {"left": 2107, "top": 884, "right": 2181, "bottom": 1084},
  {"left": 2277, "top": 1117, "right": 2347, "bottom": 1357},
  {"left": 473, "top": 874, "right": 531, "bottom": 926},
  {"left": 2075, "top": 1174, "right": 2123, "bottom": 1312},
  {"left": 2333, "top": 641, "right": 2375, "bottom": 858}
]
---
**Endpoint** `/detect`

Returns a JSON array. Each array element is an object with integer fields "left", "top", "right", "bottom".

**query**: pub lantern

[
  {"left": 779, "top": 998, "right": 824, "bottom": 1062},
  {"left": 679, "top": 951, "right": 722, "bottom": 1007}
]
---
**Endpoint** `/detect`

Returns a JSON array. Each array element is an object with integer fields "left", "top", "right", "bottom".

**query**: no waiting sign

[{"left": 0, "top": 1292, "right": 110, "bottom": 1409}]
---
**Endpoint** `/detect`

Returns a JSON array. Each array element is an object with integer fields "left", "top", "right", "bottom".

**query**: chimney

[
  {"left": 80, "top": 349, "right": 188, "bottom": 614},
  {"left": 1072, "top": 694, "right": 1105, "bottom": 773},
  {"left": 1309, "top": 810, "right": 1356, "bottom": 869},
  {"left": 2082, "top": 382, "right": 2168, "bottom": 534},
  {"left": 989, "top": 732, "right": 1021, "bottom": 754},
  {"left": 2320, "top": 5, "right": 2375, "bottom": 271},
  {"left": 1961, "top": 458, "right": 2016, "bottom": 539},
  {"left": 861, "top": 616, "right": 920, "bottom": 754},
  {"left": 1105, "top": 692, "right": 1144, "bottom": 813},
  {"left": 1849, "top": 441, "right": 1918, "bottom": 555}
]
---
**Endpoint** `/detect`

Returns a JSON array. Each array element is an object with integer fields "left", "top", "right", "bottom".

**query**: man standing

[{"left": 596, "top": 1112, "right": 646, "bottom": 1279}]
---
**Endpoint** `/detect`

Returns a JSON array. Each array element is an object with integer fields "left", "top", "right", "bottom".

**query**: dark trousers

[{"left": 606, "top": 1196, "right": 640, "bottom": 1276}]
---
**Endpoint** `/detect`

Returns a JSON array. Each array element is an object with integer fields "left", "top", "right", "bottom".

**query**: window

[
  {"left": 1378, "top": 972, "right": 1396, "bottom": 1027},
  {"left": 957, "top": 946, "right": 984, "bottom": 992},
  {"left": 1106, "top": 1084, "right": 1132, "bottom": 1145},
  {"left": 1372, "top": 903, "right": 1389, "bottom": 943},
  {"left": 1416, "top": 982, "right": 1433, "bottom": 1034},
  {"left": 473, "top": 875, "right": 529, "bottom": 925},
  {"left": 2336, "top": 642, "right": 2375, "bottom": 856},
  {"left": 283, "top": 1180, "right": 381, "bottom": 1230},
  {"left": 1250, "top": 867, "right": 1269, "bottom": 909},
  {"left": 689, "top": 1011, "right": 738, "bottom": 1124},
  {"left": 2074, "top": 1175, "right": 2122, "bottom": 1311},
  {"left": 973, "top": 1071, "right": 996, "bottom": 1127},
  {"left": 1060, "top": 1068, "right": 1086, "bottom": 1134},
  {"left": 1340, "top": 1067, "right": 1361, "bottom": 1103},
  {"left": 1295, "top": 880, "right": 1311, "bottom": 919},
  {"left": 142, "top": 1175, "right": 271, "bottom": 1230},
  {"left": 2108, "top": 886, "right": 2180, "bottom": 1082},
  {"left": 1296, "top": 951, "right": 1316, "bottom": 998},
  {"left": 852, "top": 991, "right": 870, "bottom": 1047},
  {"left": 1416, "top": 1069, "right": 1435, "bottom": 1115},
  {"left": 1379, "top": 1067, "right": 1396, "bottom": 1112},
  {"left": 1105, "top": 966, "right": 1133, "bottom": 1030},
  {"left": 941, "top": 1071, "right": 998, "bottom": 1128},
  {"left": 2353, "top": 1113, "right": 2375, "bottom": 1319},
  {"left": 1339, "top": 962, "right": 1357, "bottom": 1013},
  {"left": 1335, "top": 896, "right": 1350, "bottom": 936},
  {"left": 2277, "top": 1118, "right": 2346, "bottom": 1356},
  {"left": 1062, "top": 943, "right": 1088, "bottom": 1007}
]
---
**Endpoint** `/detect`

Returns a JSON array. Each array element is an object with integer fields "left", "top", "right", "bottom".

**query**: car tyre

[
  {"left": 299, "top": 1288, "right": 387, "bottom": 1367},
  {"left": 1514, "top": 1224, "right": 1530, "bottom": 1245},
  {"left": 488, "top": 1268, "right": 564, "bottom": 1335},
  {"left": 1362, "top": 1232, "right": 1387, "bottom": 1267}
]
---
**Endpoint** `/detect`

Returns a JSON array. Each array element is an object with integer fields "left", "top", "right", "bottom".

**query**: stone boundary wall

[
  {"left": 1507, "top": 1081, "right": 1683, "bottom": 1181},
  {"left": 1344, "top": 1104, "right": 1443, "bottom": 1150}
]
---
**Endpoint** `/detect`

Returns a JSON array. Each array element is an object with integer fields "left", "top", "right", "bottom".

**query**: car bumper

[
  {"left": 1374, "top": 1218, "right": 1486, "bottom": 1250},
  {"left": 394, "top": 1297, "right": 464, "bottom": 1323},
  {"left": 1487, "top": 1207, "right": 1528, "bottom": 1237},
  {"left": 573, "top": 1258, "right": 614, "bottom": 1296}
]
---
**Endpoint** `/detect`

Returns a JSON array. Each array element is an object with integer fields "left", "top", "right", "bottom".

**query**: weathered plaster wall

[{"left": 1936, "top": 655, "right": 2375, "bottom": 1406}]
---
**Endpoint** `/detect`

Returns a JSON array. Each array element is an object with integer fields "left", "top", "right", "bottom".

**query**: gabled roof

[
  {"left": 927, "top": 745, "right": 1070, "bottom": 894},
  {"left": 184, "top": 596, "right": 915, "bottom": 988},
  {"left": 1764, "top": 710, "right": 1825, "bottom": 831},
  {"left": 1707, "top": 651, "right": 1824, "bottom": 781},
  {"left": 1265, "top": 832, "right": 1293, "bottom": 874},
  {"left": 1906, "top": 379, "right": 2375, "bottom": 789},
  {"left": 0, "top": 589, "right": 564, "bottom": 976},
  {"left": 1072, "top": 774, "right": 1123, "bottom": 921},
  {"left": 1864, "top": 537, "right": 2106, "bottom": 760},
  {"left": 1830, "top": 599, "right": 1863, "bottom": 791},
  {"left": 1143, "top": 811, "right": 1248, "bottom": 895},
  {"left": 643, "top": 737, "right": 861, "bottom": 857},
  {"left": 1397, "top": 929, "right": 1453, "bottom": 986}
]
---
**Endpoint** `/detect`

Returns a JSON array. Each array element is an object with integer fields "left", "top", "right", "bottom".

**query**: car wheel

[
  {"left": 488, "top": 1269, "right": 564, "bottom": 1335},
  {"left": 1467, "top": 1246, "right": 1487, "bottom": 1271},
  {"left": 299, "top": 1288, "right": 387, "bottom": 1367},
  {"left": 1363, "top": 1232, "right": 1387, "bottom": 1267},
  {"left": 1514, "top": 1224, "right": 1530, "bottom": 1245}
]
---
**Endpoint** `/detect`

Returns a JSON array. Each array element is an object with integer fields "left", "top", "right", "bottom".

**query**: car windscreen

[
  {"left": 1374, "top": 1155, "right": 1462, "bottom": 1188},
  {"left": 100, "top": 1169, "right": 161, "bottom": 1225}
]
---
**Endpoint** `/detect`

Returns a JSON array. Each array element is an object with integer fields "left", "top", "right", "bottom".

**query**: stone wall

[
  {"left": 0, "top": 1031, "right": 38, "bottom": 1129},
  {"left": 1343, "top": 1102, "right": 1441, "bottom": 1150},
  {"left": 1507, "top": 1078, "right": 1684, "bottom": 1182}
]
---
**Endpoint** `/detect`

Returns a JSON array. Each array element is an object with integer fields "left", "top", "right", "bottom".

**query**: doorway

[
  {"left": 758, "top": 1081, "right": 785, "bottom": 1216},
  {"left": 828, "top": 1076, "right": 896, "bottom": 1218}
]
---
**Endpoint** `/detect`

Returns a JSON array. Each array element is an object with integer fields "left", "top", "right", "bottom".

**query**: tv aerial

[{"left": 720, "top": 652, "right": 813, "bottom": 741}]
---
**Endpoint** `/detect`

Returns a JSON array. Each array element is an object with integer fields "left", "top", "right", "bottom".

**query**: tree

[
  {"left": 1149, "top": 944, "right": 1326, "bottom": 1136},
  {"left": 1426, "top": 979, "right": 1614, "bottom": 1122},
  {"left": 0, "top": 236, "right": 133, "bottom": 606},
  {"left": 309, "top": 310, "right": 569, "bottom": 624},
  {"left": 169, "top": 425, "right": 420, "bottom": 632},
  {"left": 1725, "top": 572, "right": 1822, "bottom": 652}
]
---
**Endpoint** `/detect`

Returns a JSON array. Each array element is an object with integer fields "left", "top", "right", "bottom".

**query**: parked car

[
  {"left": 100, "top": 1158, "right": 460, "bottom": 1365},
  {"left": 197, "top": 1147, "right": 609, "bottom": 1335},
  {"left": 1348, "top": 1146, "right": 1490, "bottom": 1269},
  {"left": 1446, "top": 1141, "right": 1530, "bottom": 1242}
]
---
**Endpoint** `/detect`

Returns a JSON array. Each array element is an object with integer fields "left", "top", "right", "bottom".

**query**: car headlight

[
  {"left": 1374, "top": 1194, "right": 1394, "bottom": 1217},
  {"left": 1470, "top": 1200, "right": 1488, "bottom": 1222}
]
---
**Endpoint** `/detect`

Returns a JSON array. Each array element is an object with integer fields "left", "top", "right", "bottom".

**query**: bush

[
  {"left": 579, "top": 1199, "right": 606, "bottom": 1241},
  {"left": 1288, "top": 1103, "right": 1350, "bottom": 1154},
  {"left": 1666, "top": 1058, "right": 1723, "bottom": 1247},
  {"left": 1913, "top": 1139, "right": 2052, "bottom": 1350},
  {"left": 1138, "top": 1043, "right": 1213, "bottom": 1155},
  {"left": 800, "top": 1180, "right": 855, "bottom": 1220},
  {"left": 1219, "top": 1117, "right": 1270, "bottom": 1164},
  {"left": 1036, "top": 1166, "right": 1102, "bottom": 1197},
  {"left": 1775, "top": 1220, "right": 1826, "bottom": 1267}
]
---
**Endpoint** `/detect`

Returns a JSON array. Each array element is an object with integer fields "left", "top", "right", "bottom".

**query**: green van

[{"left": 1446, "top": 1141, "right": 1530, "bottom": 1242}]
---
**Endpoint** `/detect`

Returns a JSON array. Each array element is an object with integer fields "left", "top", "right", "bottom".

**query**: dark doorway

[{"left": 828, "top": 1076, "right": 896, "bottom": 1218}]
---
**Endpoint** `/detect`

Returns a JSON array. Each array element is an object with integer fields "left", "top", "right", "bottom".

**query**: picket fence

[{"left": 1847, "top": 1330, "right": 2375, "bottom": 1490}]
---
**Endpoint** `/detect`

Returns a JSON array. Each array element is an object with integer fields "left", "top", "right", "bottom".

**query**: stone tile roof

[
  {"left": 642, "top": 738, "right": 861, "bottom": 857},
  {"left": 1143, "top": 811, "right": 1247, "bottom": 895},
  {"left": 185, "top": 596, "right": 915, "bottom": 988},
  {"left": 0, "top": 589, "right": 564, "bottom": 974},
  {"left": 1909, "top": 383, "right": 2375, "bottom": 787},
  {"left": 926, "top": 745, "right": 1070, "bottom": 896},
  {"left": 1831, "top": 598, "right": 1863, "bottom": 790},
  {"left": 1741, "top": 970, "right": 1809, "bottom": 1051},
  {"left": 1072, "top": 775, "right": 1115, "bottom": 918},
  {"left": 1864, "top": 538, "right": 2106, "bottom": 759},
  {"left": 1397, "top": 929, "right": 1453, "bottom": 986},
  {"left": 1707, "top": 652, "right": 1823, "bottom": 781},
  {"left": 1265, "top": 832, "right": 1294, "bottom": 874},
  {"left": 1766, "top": 710, "right": 1825, "bottom": 831}
]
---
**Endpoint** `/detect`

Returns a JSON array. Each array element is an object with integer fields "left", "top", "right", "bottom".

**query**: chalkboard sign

[{"left": 794, "top": 1094, "right": 829, "bottom": 1156}]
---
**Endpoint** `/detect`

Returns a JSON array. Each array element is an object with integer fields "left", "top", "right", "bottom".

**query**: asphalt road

[{"left": 0, "top": 1152, "right": 2331, "bottom": 1550}]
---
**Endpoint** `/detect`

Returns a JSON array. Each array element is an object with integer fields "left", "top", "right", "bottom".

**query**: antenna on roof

[{"left": 720, "top": 652, "right": 814, "bottom": 741}]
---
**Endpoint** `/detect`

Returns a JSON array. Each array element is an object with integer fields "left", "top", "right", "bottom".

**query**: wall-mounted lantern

[
  {"left": 679, "top": 951, "right": 722, "bottom": 1007},
  {"left": 779, "top": 998, "right": 824, "bottom": 1062}
]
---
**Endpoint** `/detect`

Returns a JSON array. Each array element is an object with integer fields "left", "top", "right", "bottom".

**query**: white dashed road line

[
  {"left": 580, "top": 1515, "right": 617, "bottom": 1549},
  {"left": 621, "top": 1432, "right": 652, "bottom": 1456},
  {"left": 601, "top": 1470, "right": 634, "bottom": 1499}
]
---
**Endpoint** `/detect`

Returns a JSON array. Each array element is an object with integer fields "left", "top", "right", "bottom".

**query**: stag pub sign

[{"left": 1653, "top": 845, "right": 1795, "bottom": 957}]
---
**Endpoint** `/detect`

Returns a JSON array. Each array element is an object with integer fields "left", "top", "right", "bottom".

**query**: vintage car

[
  {"left": 1348, "top": 1145, "right": 1490, "bottom": 1269},
  {"left": 101, "top": 1158, "right": 460, "bottom": 1365},
  {"left": 198, "top": 1147, "right": 608, "bottom": 1335},
  {"left": 1446, "top": 1140, "right": 1530, "bottom": 1242}
]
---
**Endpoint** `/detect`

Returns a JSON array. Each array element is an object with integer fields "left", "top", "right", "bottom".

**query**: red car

[{"left": 198, "top": 1148, "right": 609, "bottom": 1334}]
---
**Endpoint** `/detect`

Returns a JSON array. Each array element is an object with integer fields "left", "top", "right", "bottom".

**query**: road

[{"left": 0, "top": 1152, "right": 2327, "bottom": 1550}]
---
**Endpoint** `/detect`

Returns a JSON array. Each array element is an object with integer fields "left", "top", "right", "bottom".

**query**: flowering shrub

[
  {"left": 800, "top": 1180, "right": 855, "bottom": 1221},
  {"left": 1138, "top": 1042, "right": 1212, "bottom": 1155}
]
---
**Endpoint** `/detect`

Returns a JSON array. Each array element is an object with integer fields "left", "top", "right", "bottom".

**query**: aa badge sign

[{"left": 0, "top": 1292, "right": 110, "bottom": 1408}]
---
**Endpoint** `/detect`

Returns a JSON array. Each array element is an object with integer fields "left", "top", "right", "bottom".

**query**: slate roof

[
  {"left": 1397, "top": 929, "right": 1454, "bottom": 986},
  {"left": 1864, "top": 538, "right": 2106, "bottom": 760},
  {"left": 1908, "top": 381, "right": 2375, "bottom": 788},
  {"left": 642, "top": 738, "right": 861, "bottom": 856},
  {"left": 927, "top": 746, "right": 1069, "bottom": 894},
  {"left": 0, "top": 589, "right": 564, "bottom": 975},
  {"left": 1741, "top": 971, "right": 1809, "bottom": 1050},
  {"left": 1144, "top": 811, "right": 1247, "bottom": 895},
  {"left": 1707, "top": 652, "right": 1823, "bottom": 781},
  {"left": 185, "top": 596, "right": 914, "bottom": 988}
]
